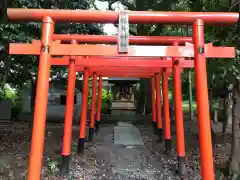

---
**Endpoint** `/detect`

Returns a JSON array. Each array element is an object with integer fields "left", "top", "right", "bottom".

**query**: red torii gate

[
  {"left": 14, "top": 38, "right": 197, "bottom": 176},
  {"left": 47, "top": 44, "right": 195, "bottom": 176},
  {"left": 56, "top": 55, "right": 190, "bottom": 176},
  {"left": 5, "top": 8, "right": 238, "bottom": 180}
]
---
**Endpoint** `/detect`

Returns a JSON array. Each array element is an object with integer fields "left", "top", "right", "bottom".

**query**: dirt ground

[{"left": 0, "top": 119, "right": 232, "bottom": 180}]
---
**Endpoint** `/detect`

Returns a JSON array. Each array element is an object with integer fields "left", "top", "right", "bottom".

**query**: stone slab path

[{"left": 114, "top": 122, "right": 144, "bottom": 146}]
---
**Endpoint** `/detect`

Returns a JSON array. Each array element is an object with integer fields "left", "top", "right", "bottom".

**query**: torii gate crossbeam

[
  {"left": 51, "top": 57, "right": 194, "bottom": 67},
  {"left": 9, "top": 42, "right": 235, "bottom": 58},
  {"left": 7, "top": 8, "right": 238, "bottom": 25}
]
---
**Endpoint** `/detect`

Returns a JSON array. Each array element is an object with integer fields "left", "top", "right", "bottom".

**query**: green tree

[
  {"left": 188, "top": 0, "right": 240, "bottom": 179},
  {"left": 0, "top": 0, "right": 104, "bottom": 127},
  {"left": 0, "top": 0, "right": 103, "bottom": 90}
]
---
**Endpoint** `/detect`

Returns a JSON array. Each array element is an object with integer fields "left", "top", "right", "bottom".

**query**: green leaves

[
  {"left": 1, "top": 0, "right": 239, "bottom": 92},
  {"left": 0, "top": 0, "right": 103, "bottom": 89}
]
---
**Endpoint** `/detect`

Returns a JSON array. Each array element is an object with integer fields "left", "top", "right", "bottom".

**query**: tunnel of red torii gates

[{"left": 5, "top": 7, "right": 238, "bottom": 180}]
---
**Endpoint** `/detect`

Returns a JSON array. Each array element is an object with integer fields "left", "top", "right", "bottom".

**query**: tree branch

[
  {"left": 109, "top": 0, "right": 119, "bottom": 10},
  {"left": 121, "top": 0, "right": 136, "bottom": 10},
  {"left": 112, "top": 23, "right": 137, "bottom": 35},
  {"left": 89, "top": 0, "right": 100, "bottom": 10},
  {"left": 149, "top": 25, "right": 163, "bottom": 36},
  {"left": 92, "top": 3, "right": 100, "bottom": 10},
  {"left": 228, "top": 0, "right": 240, "bottom": 11},
  {"left": 98, "top": 0, "right": 136, "bottom": 10},
  {"left": 155, "top": 0, "right": 177, "bottom": 11},
  {"left": 41, "top": 0, "right": 53, "bottom": 9}
]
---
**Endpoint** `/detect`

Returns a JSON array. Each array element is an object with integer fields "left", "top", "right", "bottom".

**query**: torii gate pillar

[
  {"left": 95, "top": 76, "right": 103, "bottom": 132},
  {"left": 193, "top": 19, "right": 214, "bottom": 180},
  {"left": 78, "top": 68, "right": 90, "bottom": 153},
  {"left": 28, "top": 16, "right": 54, "bottom": 180}
]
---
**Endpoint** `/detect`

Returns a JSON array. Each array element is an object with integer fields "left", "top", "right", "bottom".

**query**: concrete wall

[
  {"left": 0, "top": 99, "right": 12, "bottom": 121},
  {"left": 19, "top": 80, "right": 83, "bottom": 122},
  {"left": 19, "top": 79, "right": 110, "bottom": 122},
  {"left": 46, "top": 92, "right": 82, "bottom": 121}
]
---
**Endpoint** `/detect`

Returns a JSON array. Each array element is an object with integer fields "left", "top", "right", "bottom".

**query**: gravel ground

[{"left": 0, "top": 120, "right": 232, "bottom": 180}]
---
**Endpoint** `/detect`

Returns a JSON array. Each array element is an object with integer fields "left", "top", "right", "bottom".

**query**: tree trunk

[
  {"left": 29, "top": 78, "right": 36, "bottom": 130},
  {"left": 188, "top": 70, "right": 193, "bottom": 121},
  {"left": 0, "top": 50, "right": 8, "bottom": 87},
  {"left": 209, "top": 88, "right": 213, "bottom": 120},
  {"left": 136, "top": 79, "right": 146, "bottom": 114},
  {"left": 143, "top": 78, "right": 152, "bottom": 114},
  {"left": 228, "top": 1, "right": 240, "bottom": 178},
  {"left": 222, "top": 97, "right": 228, "bottom": 141},
  {"left": 229, "top": 79, "right": 240, "bottom": 180},
  {"left": 29, "top": 67, "right": 38, "bottom": 130}
]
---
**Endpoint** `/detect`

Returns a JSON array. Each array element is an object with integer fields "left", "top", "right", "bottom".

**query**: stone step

[{"left": 100, "top": 114, "right": 151, "bottom": 124}]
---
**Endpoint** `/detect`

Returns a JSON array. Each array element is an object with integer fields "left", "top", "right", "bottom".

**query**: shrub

[
  {"left": 0, "top": 84, "right": 22, "bottom": 119},
  {"left": 88, "top": 88, "right": 112, "bottom": 113}
]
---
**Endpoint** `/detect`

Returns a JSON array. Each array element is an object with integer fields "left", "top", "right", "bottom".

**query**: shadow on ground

[{"left": 0, "top": 119, "right": 232, "bottom": 180}]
